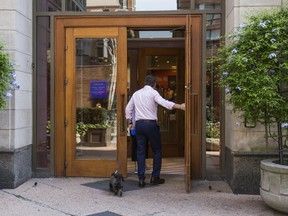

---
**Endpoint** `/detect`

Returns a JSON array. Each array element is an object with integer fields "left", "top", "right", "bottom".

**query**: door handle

[
  {"left": 120, "top": 94, "right": 126, "bottom": 136},
  {"left": 192, "top": 93, "right": 199, "bottom": 134},
  {"left": 185, "top": 84, "right": 191, "bottom": 90}
]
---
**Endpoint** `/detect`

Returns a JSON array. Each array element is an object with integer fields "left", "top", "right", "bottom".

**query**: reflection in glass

[
  {"left": 196, "top": 1, "right": 221, "bottom": 10},
  {"left": 146, "top": 56, "right": 177, "bottom": 70},
  {"left": 206, "top": 14, "right": 221, "bottom": 171},
  {"left": 36, "top": 0, "right": 62, "bottom": 11},
  {"left": 135, "top": 0, "right": 177, "bottom": 11},
  {"left": 86, "top": 0, "right": 190, "bottom": 11},
  {"left": 36, "top": 0, "right": 87, "bottom": 12},
  {"left": 66, "top": 0, "right": 86, "bottom": 11},
  {"left": 127, "top": 29, "right": 185, "bottom": 39},
  {"left": 36, "top": 17, "right": 51, "bottom": 169},
  {"left": 75, "top": 38, "right": 117, "bottom": 160}
]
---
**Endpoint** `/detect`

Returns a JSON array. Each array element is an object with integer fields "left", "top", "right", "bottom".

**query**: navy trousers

[{"left": 135, "top": 120, "right": 162, "bottom": 181}]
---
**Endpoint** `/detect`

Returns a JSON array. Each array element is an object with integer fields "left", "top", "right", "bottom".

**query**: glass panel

[
  {"left": 86, "top": 0, "right": 190, "bottom": 12},
  {"left": 66, "top": 0, "right": 86, "bottom": 11},
  {"left": 135, "top": 0, "right": 177, "bottom": 11},
  {"left": 195, "top": 0, "right": 221, "bottom": 10},
  {"left": 177, "top": 0, "right": 191, "bottom": 10},
  {"left": 36, "top": 17, "right": 51, "bottom": 169},
  {"left": 127, "top": 29, "right": 185, "bottom": 39},
  {"left": 75, "top": 38, "right": 117, "bottom": 160},
  {"left": 147, "top": 56, "right": 177, "bottom": 71},
  {"left": 206, "top": 14, "right": 222, "bottom": 172},
  {"left": 37, "top": 0, "right": 62, "bottom": 11}
]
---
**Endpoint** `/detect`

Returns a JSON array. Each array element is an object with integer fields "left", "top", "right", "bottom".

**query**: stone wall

[
  {"left": 0, "top": 0, "right": 33, "bottom": 189},
  {"left": 225, "top": 148, "right": 281, "bottom": 194}
]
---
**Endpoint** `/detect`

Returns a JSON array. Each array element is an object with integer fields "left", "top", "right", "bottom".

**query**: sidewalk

[{"left": 0, "top": 174, "right": 286, "bottom": 216}]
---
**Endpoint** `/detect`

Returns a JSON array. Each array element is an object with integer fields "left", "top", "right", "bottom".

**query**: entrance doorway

[
  {"left": 126, "top": 29, "right": 186, "bottom": 173},
  {"left": 54, "top": 15, "right": 202, "bottom": 192},
  {"left": 127, "top": 36, "right": 185, "bottom": 152}
]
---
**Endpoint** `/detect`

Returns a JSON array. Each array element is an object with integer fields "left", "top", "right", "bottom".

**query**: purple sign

[{"left": 90, "top": 80, "right": 107, "bottom": 98}]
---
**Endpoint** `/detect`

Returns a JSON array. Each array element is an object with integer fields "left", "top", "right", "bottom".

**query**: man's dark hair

[{"left": 144, "top": 75, "right": 156, "bottom": 87}]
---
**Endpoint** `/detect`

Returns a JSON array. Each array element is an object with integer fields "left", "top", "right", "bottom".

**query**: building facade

[{"left": 0, "top": 0, "right": 287, "bottom": 193}]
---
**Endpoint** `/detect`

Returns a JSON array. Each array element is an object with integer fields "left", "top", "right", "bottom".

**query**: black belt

[{"left": 137, "top": 119, "right": 157, "bottom": 122}]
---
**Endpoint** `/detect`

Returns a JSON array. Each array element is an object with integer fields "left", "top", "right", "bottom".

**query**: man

[{"left": 125, "top": 75, "right": 185, "bottom": 187}]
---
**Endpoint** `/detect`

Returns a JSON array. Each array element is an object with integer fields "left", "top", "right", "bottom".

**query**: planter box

[
  {"left": 84, "top": 128, "right": 111, "bottom": 147},
  {"left": 260, "top": 159, "right": 288, "bottom": 213}
]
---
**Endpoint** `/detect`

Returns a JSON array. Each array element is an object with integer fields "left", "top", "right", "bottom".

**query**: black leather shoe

[
  {"left": 139, "top": 180, "right": 146, "bottom": 188},
  {"left": 150, "top": 176, "right": 165, "bottom": 185}
]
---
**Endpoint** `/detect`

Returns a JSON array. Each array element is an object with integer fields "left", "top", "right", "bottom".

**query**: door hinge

[
  {"left": 64, "top": 120, "right": 68, "bottom": 126},
  {"left": 64, "top": 161, "right": 68, "bottom": 168},
  {"left": 31, "top": 62, "right": 35, "bottom": 73},
  {"left": 64, "top": 79, "right": 68, "bottom": 85}
]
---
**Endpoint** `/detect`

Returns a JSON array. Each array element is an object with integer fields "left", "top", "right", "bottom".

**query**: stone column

[{"left": 0, "top": 0, "right": 33, "bottom": 189}]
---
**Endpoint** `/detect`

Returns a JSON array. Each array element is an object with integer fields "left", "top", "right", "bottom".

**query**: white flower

[
  {"left": 238, "top": 24, "right": 245, "bottom": 29},
  {"left": 259, "top": 22, "right": 266, "bottom": 28},
  {"left": 242, "top": 57, "right": 248, "bottom": 62},
  {"left": 269, "top": 53, "right": 276, "bottom": 58},
  {"left": 270, "top": 38, "right": 276, "bottom": 43},
  {"left": 232, "top": 49, "right": 238, "bottom": 54},
  {"left": 6, "top": 92, "right": 13, "bottom": 98},
  {"left": 259, "top": 20, "right": 270, "bottom": 28},
  {"left": 11, "top": 73, "right": 16, "bottom": 79}
]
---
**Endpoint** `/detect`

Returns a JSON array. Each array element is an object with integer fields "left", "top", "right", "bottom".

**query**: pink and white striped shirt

[{"left": 125, "top": 85, "right": 175, "bottom": 121}]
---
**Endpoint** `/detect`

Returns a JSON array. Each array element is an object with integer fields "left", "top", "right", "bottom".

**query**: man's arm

[
  {"left": 173, "top": 103, "right": 185, "bottom": 111},
  {"left": 154, "top": 90, "right": 184, "bottom": 110},
  {"left": 125, "top": 97, "right": 134, "bottom": 120}
]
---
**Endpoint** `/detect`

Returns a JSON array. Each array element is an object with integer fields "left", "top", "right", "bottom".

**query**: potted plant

[
  {"left": 0, "top": 43, "right": 19, "bottom": 109},
  {"left": 211, "top": 7, "right": 288, "bottom": 213},
  {"left": 75, "top": 122, "right": 88, "bottom": 143},
  {"left": 76, "top": 107, "right": 112, "bottom": 146},
  {"left": 47, "top": 121, "right": 88, "bottom": 144}
]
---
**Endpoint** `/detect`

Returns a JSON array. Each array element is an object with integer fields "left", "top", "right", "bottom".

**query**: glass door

[{"left": 65, "top": 27, "right": 127, "bottom": 177}]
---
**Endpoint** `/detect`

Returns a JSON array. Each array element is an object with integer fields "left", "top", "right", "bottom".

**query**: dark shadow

[
  {"left": 86, "top": 211, "right": 122, "bottom": 216},
  {"left": 82, "top": 177, "right": 154, "bottom": 192}
]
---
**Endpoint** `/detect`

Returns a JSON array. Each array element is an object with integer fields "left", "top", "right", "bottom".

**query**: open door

[
  {"left": 65, "top": 27, "right": 127, "bottom": 177},
  {"left": 185, "top": 15, "right": 202, "bottom": 192}
]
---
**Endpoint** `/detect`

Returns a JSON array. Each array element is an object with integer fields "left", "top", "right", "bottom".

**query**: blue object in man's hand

[{"left": 130, "top": 129, "right": 136, "bottom": 136}]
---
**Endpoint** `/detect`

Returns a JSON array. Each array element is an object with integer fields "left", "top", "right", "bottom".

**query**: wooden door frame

[
  {"left": 185, "top": 15, "right": 202, "bottom": 192},
  {"left": 54, "top": 15, "right": 202, "bottom": 185},
  {"left": 64, "top": 27, "right": 127, "bottom": 177}
]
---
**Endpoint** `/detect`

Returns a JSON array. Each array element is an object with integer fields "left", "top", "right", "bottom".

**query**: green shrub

[
  {"left": 0, "top": 43, "right": 18, "bottom": 109},
  {"left": 211, "top": 7, "right": 288, "bottom": 125},
  {"left": 210, "top": 6, "right": 288, "bottom": 164}
]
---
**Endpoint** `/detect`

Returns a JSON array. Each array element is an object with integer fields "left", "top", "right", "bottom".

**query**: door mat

[
  {"left": 82, "top": 178, "right": 154, "bottom": 192},
  {"left": 86, "top": 211, "right": 122, "bottom": 216}
]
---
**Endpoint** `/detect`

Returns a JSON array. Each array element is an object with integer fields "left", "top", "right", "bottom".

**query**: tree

[{"left": 211, "top": 7, "right": 288, "bottom": 164}]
